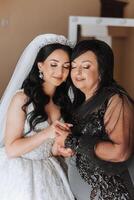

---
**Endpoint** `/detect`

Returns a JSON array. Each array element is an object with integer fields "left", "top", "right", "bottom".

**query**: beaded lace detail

[{"left": 65, "top": 103, "right": 130, "bottom": 199}]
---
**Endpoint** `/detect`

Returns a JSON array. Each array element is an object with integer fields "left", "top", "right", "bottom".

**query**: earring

[{"left": 39, "top": 70, "right": 44, "bottom": 80}]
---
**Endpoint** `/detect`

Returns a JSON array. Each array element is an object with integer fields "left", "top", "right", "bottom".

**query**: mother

[{"left": 58, "top": 39, "right": 134, "bottom": 200}]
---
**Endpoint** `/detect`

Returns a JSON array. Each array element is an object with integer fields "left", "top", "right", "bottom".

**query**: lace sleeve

[{"left": 104, "top": 94, "right": 134, "bottom": 156}]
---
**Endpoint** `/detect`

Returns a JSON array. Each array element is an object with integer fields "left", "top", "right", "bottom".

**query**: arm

[
  {"left": 4, "top": 91, "right": 69, "bottom": 158},
  {"left": 95, "top": 94, "right": 134, "bottom": 162}
]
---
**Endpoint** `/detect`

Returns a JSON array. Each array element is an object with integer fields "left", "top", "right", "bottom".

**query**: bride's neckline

[{"left": 27, "top": 102, "right": 61, "bottom": 125}]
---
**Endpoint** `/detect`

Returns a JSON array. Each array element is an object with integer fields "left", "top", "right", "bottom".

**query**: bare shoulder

[{"left": 10, "top": 90, "right": 28, "bottom": 108}]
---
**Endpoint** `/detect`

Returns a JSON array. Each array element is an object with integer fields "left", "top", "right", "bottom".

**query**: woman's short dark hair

[
  {"left": 70, "top": 39, "right": 134, "bottom": 107},
  {"left": 22, "top": 43, "right": 72, "bottom": 133},
  {"left": 71, "top": 39, "right": 114, "bottom": 89}
]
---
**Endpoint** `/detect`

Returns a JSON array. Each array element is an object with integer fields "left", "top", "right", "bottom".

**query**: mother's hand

[
  {"left": 57, "top": 146, "right": 74, "bottom": 157},
  {"left": 52, "top": 134, "right": 74, "bottom": 157},
  {"left": 53, "top": 120, "right": 73, "bottom": 137}
]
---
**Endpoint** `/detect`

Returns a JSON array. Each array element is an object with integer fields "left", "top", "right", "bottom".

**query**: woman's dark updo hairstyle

[
  {"left": 70, "top": 39, "right": 134, "bottom": 108},
  {"left": 22, "top": 43, "right": 72, "bottom": 133}
]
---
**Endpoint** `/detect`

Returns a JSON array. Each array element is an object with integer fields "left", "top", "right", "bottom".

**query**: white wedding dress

[{"left": 0, "top": 104, "right": 74, "bottom": 200}]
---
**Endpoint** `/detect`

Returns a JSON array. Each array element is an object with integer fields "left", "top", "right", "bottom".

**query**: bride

[{"left": 0, "top": 34, "right": 74, "bottom": 200}]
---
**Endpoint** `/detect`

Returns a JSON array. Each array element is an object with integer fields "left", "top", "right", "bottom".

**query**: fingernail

[{"left": 68, "top": 124, "right": 73, "bottom": 127}]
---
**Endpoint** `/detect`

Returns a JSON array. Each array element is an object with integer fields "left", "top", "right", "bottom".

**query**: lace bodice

[
  {"left": 21, "top": 103, "right": 55, "bottom": 160},
  {"left": 22, "top": 134, "right": 54, "bottom": 160}
]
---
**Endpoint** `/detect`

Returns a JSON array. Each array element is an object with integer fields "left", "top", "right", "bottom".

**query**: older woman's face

[{"left": 71, "top": 51, "right": 100, "bottom": 98}]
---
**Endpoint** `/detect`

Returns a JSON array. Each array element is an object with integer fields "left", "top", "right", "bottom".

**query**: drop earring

[{"left": 39, "top": 70, "right": 44, "bottom": 80}]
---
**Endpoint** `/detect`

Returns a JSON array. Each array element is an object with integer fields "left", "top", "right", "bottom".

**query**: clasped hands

[{"left": 51, "top": 120, "right": 74, "bottom": 157}]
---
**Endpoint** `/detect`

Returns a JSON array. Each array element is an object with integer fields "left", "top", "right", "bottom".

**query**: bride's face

[{"left": 38, "top": 49, "right": 70, "bottom": 87}]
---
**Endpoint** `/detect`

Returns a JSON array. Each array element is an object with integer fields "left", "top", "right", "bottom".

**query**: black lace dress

[{"left": 65, "top": 89, "right": 134, "bottom": 200}]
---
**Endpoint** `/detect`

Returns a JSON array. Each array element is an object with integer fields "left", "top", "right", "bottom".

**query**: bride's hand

[
  {"left": 53, "top": 120, "right": 73, "bottom": 137},
  {"left": 46, "top": 120, "right": 72, "bottom": 138},
  {"left": 44, "top": 120, "right": 72, "bottom": 139}
]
